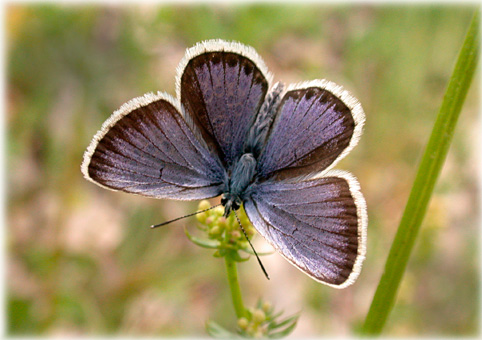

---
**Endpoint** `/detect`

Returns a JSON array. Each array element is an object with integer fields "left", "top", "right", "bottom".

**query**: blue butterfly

[{"left": 82, "top": 40, "right": 367, "bottom": 288}]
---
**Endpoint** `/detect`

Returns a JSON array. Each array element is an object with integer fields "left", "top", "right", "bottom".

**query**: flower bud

[
  {"left": 217, "top": 216, "right": 227, "bottom": 229},
  {"left": 231, "top": 230, "right": 241, "bottom": 239},
  {"left": 196, "top": 212, "right": 207, "bottom": 224},
  {"left": 254, "top": 330, "right": 263, "bottom": 338},
  {"left": 252, "top": 309, "right": 266, "bottom": 323},
  {"left": 198, "top": 200, "right": 211, "bottom": 211},
  {"left": 245, "top": 226, "right": 255, "bottom": 237},
  {"left": 239, "top": 241, "right": 248, "bottom": 249},
  {"left": 262, "top": 301, "right": 272, "bottom": 313},
  {"left": 208, "top": 226, "right": 221, "bottom": 238},
  {"left": 237, "top": 317, "right": 249, "bottom": 330},
  {"left": 214, "top": 206, "right": 225, "bottom": 217}
]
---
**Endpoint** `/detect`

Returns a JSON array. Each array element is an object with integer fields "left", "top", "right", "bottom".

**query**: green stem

[
  {"left": 225, "top": 251, "right": 247, "bottom": 319},
  {"left": 361, "top": 10, "right": 479, "bottom": 335}
]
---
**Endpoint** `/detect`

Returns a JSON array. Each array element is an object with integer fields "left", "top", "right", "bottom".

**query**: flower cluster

[
  {"left": 187, "top": 201, "right": 298, "bottom": 338},
  {"left": 208, "top": 299, "right": 299, "bottom": 339},
  {"left": 237, "top": 301, "right": 273, "bottom": 337},
  {"left": 185, "top": 200, "right": 257, "bottom": 259}
]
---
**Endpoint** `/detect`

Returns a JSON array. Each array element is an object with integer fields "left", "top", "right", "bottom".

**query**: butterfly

[{"left": 81, "top": 39, "right": 367, "bottom": 288}]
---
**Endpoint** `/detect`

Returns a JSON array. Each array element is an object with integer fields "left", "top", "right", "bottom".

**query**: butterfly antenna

[
  {"left": 151, "top": 204, "right": 222, "bottom": 229},
  {"left": 234, "top": 210, "right": 270, "bottom": 280}
]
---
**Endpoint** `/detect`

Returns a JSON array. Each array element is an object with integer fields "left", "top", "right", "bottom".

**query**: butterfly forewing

[
  {"left": 258, "top": 80, "right": 363, "bottom": 180},
  {"left": 180, "top": 49, "right": 270, "bottom": 168},
  {"left": 244, "top": 172, "right": 367, "bottom": 288},
  {"left": 82, "top": 94, "right": 225, "bottom": 200}
]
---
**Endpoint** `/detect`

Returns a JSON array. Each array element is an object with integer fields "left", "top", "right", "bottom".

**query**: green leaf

[
  {"left": 239, "top": 247, "right": 275, "bottom": 256},
  {"left": 230, "top": 251, "right": 250, "bottom": 262},
  {"left": 268, "top": 314, "right": 299, "bottom": 331},
  {"left": 184, "top": 227, "right": 220, "bottom": 249},
  {"left": 361, "top": 10, "right": 479, "bottom": 335},
  {"left": 269, "top": 310, "right": 284, "bottom": 320},
  {"left": 206, "top": 320, "right": 243, "bottom": 339},
  {"left": 268, "top": 316, "right": 299, "bottom": 338}
]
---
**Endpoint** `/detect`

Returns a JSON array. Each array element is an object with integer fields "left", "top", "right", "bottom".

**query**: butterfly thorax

[{"left": 221, "top": 153, "right": 257, "bottom": 217}]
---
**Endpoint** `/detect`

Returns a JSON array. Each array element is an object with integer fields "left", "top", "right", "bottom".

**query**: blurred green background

[{"left": 7, "top": 4, "right": 479, "bottom": 337}]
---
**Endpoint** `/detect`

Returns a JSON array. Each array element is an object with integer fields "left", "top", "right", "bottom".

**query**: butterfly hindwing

[
  {"left": 257, "top": 80, "right": 364, "bottom": 180},
  {"left": 179, "top": 41, "right": 271, "bottom": 168},
  {"left": 244, "top": 171, "right": 367, "bottom": 288},
  {"left": 82, "top": 93, "right": 225, "bottom": 200}
]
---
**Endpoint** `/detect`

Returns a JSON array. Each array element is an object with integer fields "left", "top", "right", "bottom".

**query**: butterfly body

[
  {"left": 222, "top": 81, "right": 287, "bottom": 217},
  {"left": 82, "top": 40, "right": 367, "bottom": 288}
]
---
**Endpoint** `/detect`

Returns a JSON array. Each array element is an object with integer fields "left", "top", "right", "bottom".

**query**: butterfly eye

[
  {"left": 221, "top": 196, "right": 228, "bottom": 206},
  {"left": 232, "top": 198, "right": 242, "bottom": 211}
]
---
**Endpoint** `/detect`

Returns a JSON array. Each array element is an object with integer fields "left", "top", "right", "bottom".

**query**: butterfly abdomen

[{"left": 244, "top": 82, "right": 285, "bottom": 157}]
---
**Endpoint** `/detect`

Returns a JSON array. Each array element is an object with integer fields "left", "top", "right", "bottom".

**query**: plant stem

[
  {"left": 225, "top": 251, "right": 247, "bottom": 319},
  {"left": 361, "top": 10, "right": 479, "bottom": 335}
]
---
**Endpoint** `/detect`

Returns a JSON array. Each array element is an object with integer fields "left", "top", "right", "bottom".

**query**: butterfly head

[{"left": 221, "top": 193, "right": 242, "bottom": 217}]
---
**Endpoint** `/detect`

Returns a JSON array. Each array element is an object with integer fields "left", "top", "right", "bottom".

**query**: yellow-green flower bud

[
  {"left": 237, "top": 317, "right": 249, "bottom": 330},
  {"left": 262, "top": 301, "right": 272, "bottom": 313},
  {"left": 214, "top": 206, "right": 225, "bottom": 217},
  {"left": 239, "top": 241, "right": 248, "bottom": 249},
  {"left": 254, "top": 330, "right": 263, "bottom": 338},
  {"left": 260, "top": 324, "right": 268, "bottom": 332},
  {"left": 246, "top": 325, "right": 255, "bottom": 336},
  {"left": 205, "top": 216, "right": 214, "bottom": 226},
  {"left": 231, "top": 230, "right": 241, "bottom": 239},
  {"left": 245, "top": 226, "right": 255, "bottom": 238},
  {"left": 217, "top": 216, "right": 227, "bottom": 229},
  {"left": 252, "top": 309, "right": 266, "bottom": 323},
  {"left": 198, "top": 200, "right": 211, "bottom": 211},
  {"left": 196, "top": 212, "right": 207, "bottom": 224},
  {"left": 208, "top": 226, "right": 222, "bottom": 238}
]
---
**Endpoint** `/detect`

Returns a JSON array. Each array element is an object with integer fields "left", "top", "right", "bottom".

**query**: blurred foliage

[
  {"left": 362, "top": 12, "right": 479, "bottom": 334},
  {"left": 7, "top": 4, "right": 479, "bottom": 337}
]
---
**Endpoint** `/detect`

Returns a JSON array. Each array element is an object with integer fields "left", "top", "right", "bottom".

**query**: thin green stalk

[
  {"left": 225, "top": 251, "right": 247, "bottom": 319},
  {"left": 361, "top": 10, "right": 479, "bottom": 335}
]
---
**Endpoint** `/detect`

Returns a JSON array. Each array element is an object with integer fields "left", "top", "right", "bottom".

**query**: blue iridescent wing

[
  {"left": 257, "top": 80, "right": 364, "bottom": 180},
  {"left": 82, "top": 93, "right": 225, "bottom": 200},
  {"left": 244, "top": 171, "right": 367, "bottom": 288},
  {"left": 178, "top": 40, "right": 271, "bottom": 168}
]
